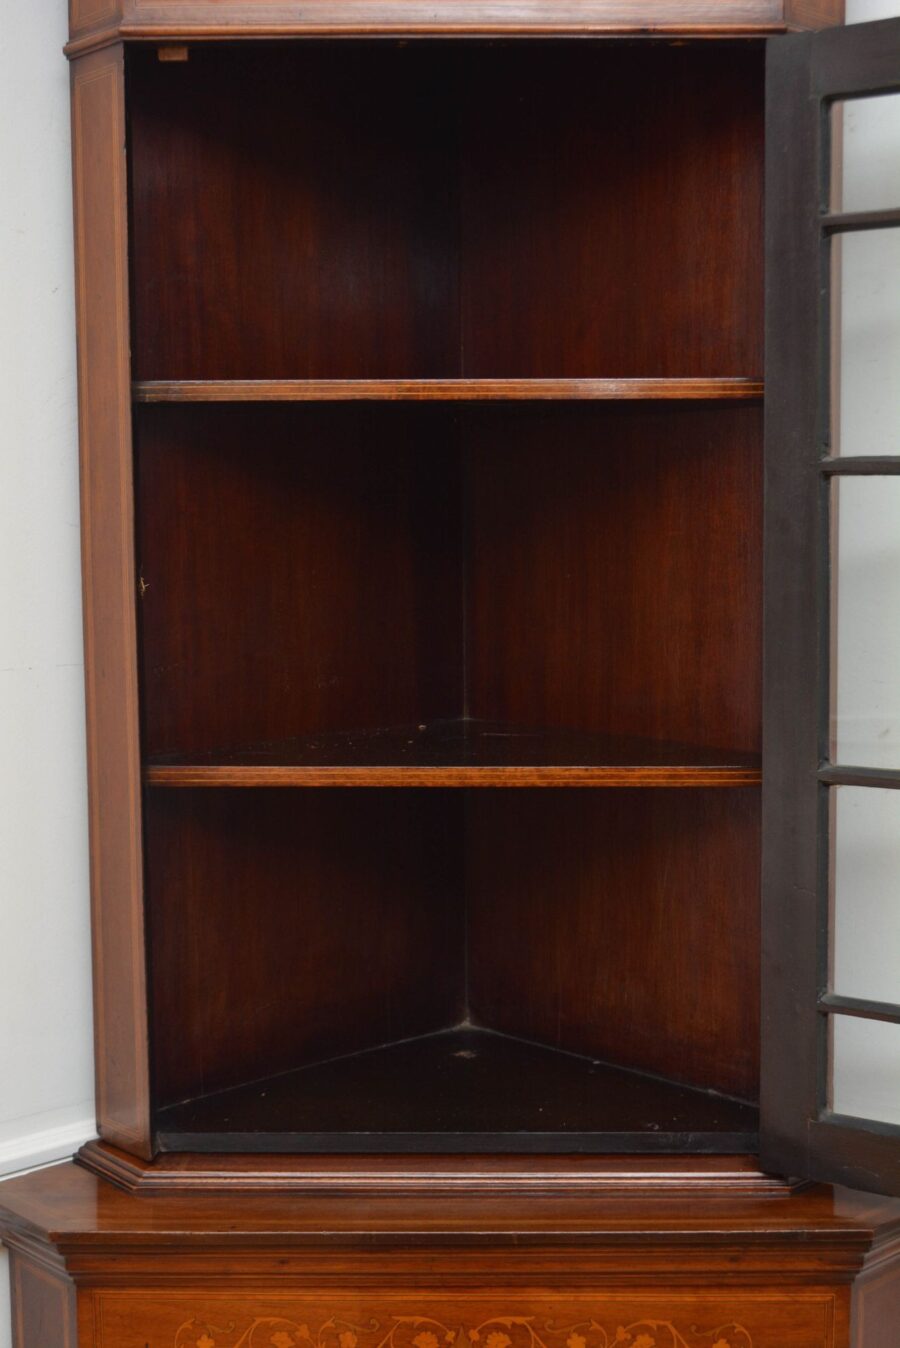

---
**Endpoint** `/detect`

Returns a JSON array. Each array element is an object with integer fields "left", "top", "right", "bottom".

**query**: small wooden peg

[{"left": 158, "top": 45, "right": 190, "bottom": 62}]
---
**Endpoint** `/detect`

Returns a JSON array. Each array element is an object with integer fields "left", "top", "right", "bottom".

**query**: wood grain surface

[
  {"left": 87, "top": 1291, "right": 840, "bottom": 1348},
  {"left": 133, "top": 379, "right": 765, "bottom": 403},
  {"left": 68, "top": 0, "right": 804, "bottom": 55},
  {"left": 466, "top": 404, "right": 763, "bottom": 754},
  {"left": 75, "top": 1142, "right": 796, "bottom": 1195},
  {"left": 71, "top": 44, "right": 152, "bottom": 1159},
  {"left": 144, "top": 789, "right": 465, "bottom": 1108},
  {"left": 127, "top": 44, "right": 763, "bottom": 384},
  {"left": 144, "top": 723, "right": 761, "bottom": 788},
  {"left": 0, "top": 1158, "right": 896, "bottom": 1252},
  {"left": 467, "top": 789, "right": 760, "bottom": 1100},
  {"left": 58, "top": 0, "right": 854, "bottom": 55}
]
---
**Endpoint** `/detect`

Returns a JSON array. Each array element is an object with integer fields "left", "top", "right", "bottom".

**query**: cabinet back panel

[
  {"left": 467, "top": 788, "right": 760, "bottom": 1102},
  {"left": 136, "top": 404, "right": 462, "bottom": 757},
  {"left": 466, "top": 403, "right": 763, "bottom": 754},
  {"left": 145, "top": 788, "right": 465, "bottom": 1110},
  {"left": 460, "top": 44, "right": 764, "bottom": 378},
  {"left": 128, "top": 45, "right": 459, "bottom": 381},
  {"left": 127, "top": 43, "right": 762, "bottom": 381}
]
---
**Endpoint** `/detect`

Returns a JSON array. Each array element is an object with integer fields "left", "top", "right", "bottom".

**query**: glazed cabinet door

[{"left": 762, "top": 16, "right": 900, "bottom": 1195}]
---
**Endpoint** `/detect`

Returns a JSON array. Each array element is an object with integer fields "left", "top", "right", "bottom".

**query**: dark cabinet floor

[{"left": 155, "top": 1026, "right": 758, "bottom": 1154}]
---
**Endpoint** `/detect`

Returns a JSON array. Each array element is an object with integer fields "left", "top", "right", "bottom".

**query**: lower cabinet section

[
  {"left": 10, "top": 1256, "right": 76, "bottom": 1348},
  {"left": 80, "top": 1294, "right": 843, "bottom": 1348},
  {"left": 7, "top": 1164, "right": 900, "bottom": 1348}
]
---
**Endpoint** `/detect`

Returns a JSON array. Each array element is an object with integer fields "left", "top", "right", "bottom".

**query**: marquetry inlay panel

[{"left": 89, "top": 1294, "right": 838, "bottom": 1348}]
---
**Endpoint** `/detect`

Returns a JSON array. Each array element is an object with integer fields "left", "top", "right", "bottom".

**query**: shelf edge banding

[{"left": 132, "top": 377, "right": 765, "bottom": 403}]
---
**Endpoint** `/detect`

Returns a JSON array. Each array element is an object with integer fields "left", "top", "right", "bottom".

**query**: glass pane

[
  {"left": 831, "top": 787, "right": 900, "bottom": 1004},
  {"left": 832, "top": 477, "right": 900, "bottom": 766},
  {"left": 831, "top": 1015, "right": 900, "bottom": 1126},
  {"left": 832, "top": 229, "right": 900, "bottom": 456},
  {"left": 831, "top": 95, "right": 900, "bottom": 215}
]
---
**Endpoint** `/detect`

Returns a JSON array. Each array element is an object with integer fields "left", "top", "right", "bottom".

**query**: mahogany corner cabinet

[{"left": 5, "top": 4, "right": 900, "bottom": 1348}]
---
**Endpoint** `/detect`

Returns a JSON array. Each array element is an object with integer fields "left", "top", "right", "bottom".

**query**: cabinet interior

[{"left": 128, "top": 39, "right": 765, "bottom": 1153}]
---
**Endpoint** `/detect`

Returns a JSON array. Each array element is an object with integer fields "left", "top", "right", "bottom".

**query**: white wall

[
  {"left": 847, "top": 0, "right": 900, "bottom": 18},
  {"left": 0, "top": 3, "right": 897, "bottom": 1347},
  {"left": 0, "top": 3, "right": 97, "bottom": 1344}
]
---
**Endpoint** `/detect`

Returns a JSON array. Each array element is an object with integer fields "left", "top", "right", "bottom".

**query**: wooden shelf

[
  {"left": 155, "top": 1025, "right": 759, "bottom": 1154},
  {"left": 144, "top": 720, "right": 761, "bottom": 788},
  {"left": 133, "top": 377, "right": 764, "bottom": 404}
]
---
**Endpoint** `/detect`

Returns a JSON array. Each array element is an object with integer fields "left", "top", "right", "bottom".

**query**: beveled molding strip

[
  {"left": 78, "top": 1140, "right": 801, "bottom": 1197},
  {"left": 66, "top": 0, "right": 793, "bottom": 56}
]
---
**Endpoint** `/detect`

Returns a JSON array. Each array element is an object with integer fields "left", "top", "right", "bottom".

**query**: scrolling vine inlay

[{"left": 175, "top": 1316, "right": 753, "bottom": 1348}]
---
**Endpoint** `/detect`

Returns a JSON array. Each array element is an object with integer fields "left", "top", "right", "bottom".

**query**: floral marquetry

[{"left": 174, "top": 1316, "right": 754, "bottom": 1348}]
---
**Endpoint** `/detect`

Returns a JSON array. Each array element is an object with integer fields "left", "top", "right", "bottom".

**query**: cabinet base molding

[{"left": 76, "top": 1142, "right": 800, "bottom": 1198}]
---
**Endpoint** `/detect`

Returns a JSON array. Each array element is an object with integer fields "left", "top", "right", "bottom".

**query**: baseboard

[{"left": 0, "top": 1118, "right": 96, "bottom": 1179}]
